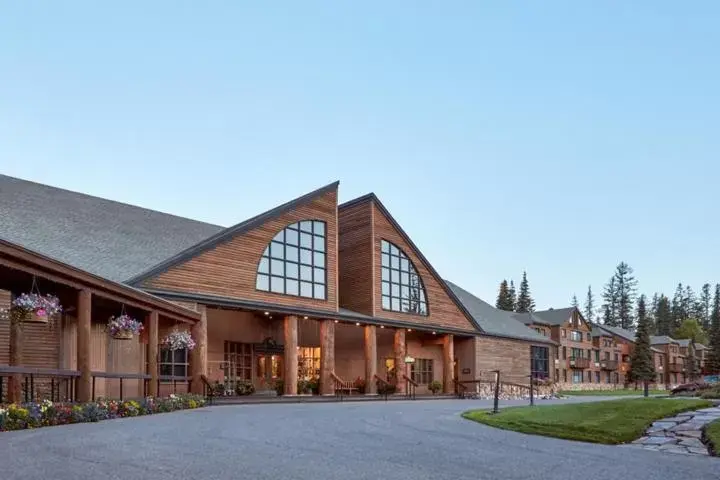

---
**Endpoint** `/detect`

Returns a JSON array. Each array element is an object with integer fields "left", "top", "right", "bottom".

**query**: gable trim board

[
  {"left": 126, "top": 181, "right": 340, "bottom": 286},
  {"left": 339, "top": 194, "right": 481, "bottom": 334}
]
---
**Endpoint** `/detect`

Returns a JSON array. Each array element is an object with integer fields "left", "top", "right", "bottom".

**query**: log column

[
  {"left": 190, "top": 304, "right": 208, "bottom": 394},
  {"left": 394, "top": 328, "right": 406, "bottom": 394},
  {"left": 364, "top": 325, "right": 377, "bottom": 394},
  {"left": 284, "top": 315, "right": 298, "bottom": 395},
  {"left": 76, "top": 289, "right": 92, "bottom": 402},
  {"left": 443, "top": 334, "right": 455, "bottom": 394},
  {"left": 319, "top": 319, "right": 335, "bottom": 395},
  {"left": 147, "top": 310, "right": 159, "bottom": 397},
  {"left": 8, "top": 304, "right": 23, "bottom": 403}
]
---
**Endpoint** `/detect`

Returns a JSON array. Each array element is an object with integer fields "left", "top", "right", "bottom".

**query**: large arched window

[
  {"left": 256, "top": 220, "right": 326, "bottom": 300},
  {"left": 380, "top": 239, "right": 428, "bottom": 315}
]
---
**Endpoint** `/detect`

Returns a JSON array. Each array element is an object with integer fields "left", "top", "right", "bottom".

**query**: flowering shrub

[
  {"left": 162, "top": 330, "right": 196, "bottom": 351},
  {"left": 0, "top": 394, "right": 206, "bottom": 432},
  {"left": 0, "top": 293, "right": 62, "bottom": 322},
  {"left": 107, "top": 314, "right": 143, "bottom": 337}
]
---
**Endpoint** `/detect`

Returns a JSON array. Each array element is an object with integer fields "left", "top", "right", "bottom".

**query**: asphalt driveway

[{"left": 1, "top": 397, "right": 717, "bottom": 480}]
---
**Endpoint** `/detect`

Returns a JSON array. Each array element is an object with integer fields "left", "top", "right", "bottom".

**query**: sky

[{"left": 1, "top": 1, "right": 719, "bottom": 313}]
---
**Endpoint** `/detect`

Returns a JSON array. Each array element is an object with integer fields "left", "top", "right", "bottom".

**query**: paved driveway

[{"left": 1, "top": 397, "right": 717, "bottom": 480}]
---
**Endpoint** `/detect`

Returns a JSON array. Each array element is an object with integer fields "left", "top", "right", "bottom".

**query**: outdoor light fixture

[
  {"left": 356, "top": 322, "right": 361, "bottom": 326},
  {"left": 334, "top": 320, "right": 339, "bottom": 323},
  {"left": 303, "top": 316, "right": 308, "bottom": 320},
  {"left": 407, "top": 328, "right": 412, "bottom": 332},
  {"left": 432, "top": 331, "right": 437, "bottom": 335},
  {"left": 380, "top": 325, "right": 384, "bottom": 329},
  {"left": 264, "top": 312, "right": 269, "bottom": 316},
  {"left": 404, "top": 355, "right": 415, "bottom": 364}
]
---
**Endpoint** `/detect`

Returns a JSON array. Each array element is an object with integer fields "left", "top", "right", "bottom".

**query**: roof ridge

[
  {"left": 0, "top": 173, "right": 223, "bottom": 229},
  {"left": 125, "top": 180, "right": 340, "bottom": 285}
]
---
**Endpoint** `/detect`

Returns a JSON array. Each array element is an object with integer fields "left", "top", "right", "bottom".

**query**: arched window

[
  {"left": 380, "top": 239, "right": 428, "bottom": 315},
  {"left": 256, "top": 220, "right": 326, "bottom": 300}
]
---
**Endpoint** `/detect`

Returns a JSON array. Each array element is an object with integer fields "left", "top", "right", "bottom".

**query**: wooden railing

[
  {"left": 331, "top": 372, "right": 358, "bottom": 400},
  {"left": 0, "top": 366, "right": 80, "bottom": 403},
  {"left": 569, "top": 357, "right": 591, "bottom": 369},
  {"left": 373, "top": 374, "right": 391, "bottom": 401},
  {"left": 200, "top": 374, "right": 216, "bottom": 405},
  {"left": 453, "top": 378, "right": 468, "bottom": 399},
  {"left": 600, "top": 360, "right": 618, "bottom": 371},
  {"left": 402, "top": 374, "right": 417, "bottom": 400}
]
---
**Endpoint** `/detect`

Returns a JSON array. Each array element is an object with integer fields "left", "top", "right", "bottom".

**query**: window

[
  {"left": 159, "top": 347, "right": 188, "bottom": 379},
  {"left": 563, "top": 369, "right": 567, "bottom": 382},
  {"left": 594, "top": 350, "right": 600, "bottom": 362},
  {"left": 659, "top": 356, "right": 663, "bottom": 366},
  {"left": 571, "top": 348, "right": 583, "bottom": 359},
  {"left": 586, "top": 332, "right": 591, "bottom": 341},
  {"left": 606, "top": 372, "right": 611, "bottom": 384},
  {"left": 410, "top": 358, "right": 433, "bottom": 384},
  {"left": 298, "top": 347, "right": 321, "bottom": 381},
  {"left": 531, "top": 346, "right": 549, "bottom": 379},
  {"left": 561, "top": 329, "right": 566, "bottom": 338},
  {"left": 614, "top": 353, "right": 619, "bottom": 362},
  {"left": 587, "top": 349, "right": 591, "bottom": 359},
  {"left": 595, "top": 371, "right": 600, "bottom": 383},
  {"left": 555, "top": 369, "right": 559, "bottom": 381},
  {"left": 569, "top": 330, "right": 582, "bottom": 341},
  {"left": 225, "top": 341, "right": 252, "bottom": 383},
  {"left": 572, "top": 371, "right": 583, "bottom": 383},
  {"left": 256, "top": 220, "right": 327, "bottom": 300},
  {"left": 562, "top": 346, "right": 567, "bottom": 359},
  {"left": 381, "top": 240, "right": 428, "bottom": 315},
  {"left": 587, "top": 371, "right": 592, "bottom": 382}
]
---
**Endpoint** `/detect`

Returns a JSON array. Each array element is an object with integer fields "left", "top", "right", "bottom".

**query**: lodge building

[{"left": 0, "top": 174, "right": 556, "bottom": 402}]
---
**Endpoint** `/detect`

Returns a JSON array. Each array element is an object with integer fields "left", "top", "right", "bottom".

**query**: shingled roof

[
  {"left": 530, "top": 307, "right": 577, "bottom": 326},
  {"left": 0, "top": 174, "right": 224, "bottom": 282},
  {"left": 591, "top": 324, "right": 636, "bottom": 343},
  {"left": 445, "top": 281, "right": 554, "bottom": 344}
]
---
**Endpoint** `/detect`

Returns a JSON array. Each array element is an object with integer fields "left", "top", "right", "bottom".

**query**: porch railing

[
  {"left": 0, "top": 365, "right": 80, "bottom": 403},
  {"left": 402, "top": 374, "right": 417, "bottom": 400}
]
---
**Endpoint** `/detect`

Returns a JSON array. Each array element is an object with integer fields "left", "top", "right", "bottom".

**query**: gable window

[
  {"left": 256, "top": 220, "right": 326, "bottom": 300},
  {"left": 569, "top": 330, "right": 582, "bottom": 342},
  {"left": 380, "top": 240, "right": 428, "bottom": 315}
]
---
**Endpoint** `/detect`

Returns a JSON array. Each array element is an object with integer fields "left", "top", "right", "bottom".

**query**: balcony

[
  {"left": 569, "top": 357, "right": 591, "bottom": 369},
  {"left": 668, "top": 363, "right": 684, "bottom": 373},
  {"left": 600, "top": 360, "right": 618, "bottom": 370}
]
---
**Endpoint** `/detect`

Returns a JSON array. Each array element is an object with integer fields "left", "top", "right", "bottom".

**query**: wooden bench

[{"left": 331, "top": 372, "right": 358, "bottom": 399}]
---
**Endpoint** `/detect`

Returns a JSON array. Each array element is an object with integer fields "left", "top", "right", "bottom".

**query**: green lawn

[
  {"left": 559, "top": 389, "right": 667, "bottom": 397},
  {"left": 706, "top": 418, "right": 720, "bottom": 456},
  {"left": 463, "top": 398, "right": 711, "bottom": 444}
]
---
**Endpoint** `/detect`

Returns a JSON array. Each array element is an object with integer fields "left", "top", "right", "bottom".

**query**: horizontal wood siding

[
  {"left": 371, "top": 203, "right": 475, "bottom": 332},
  {"left": 0, "top": 290, "right": 9, "bottom": 364},
  {"left": 144, "top": 189, "right": 339, "bottom": 312},
  {"left": 338, "top": 201, "right": 374, "bottom": 316}
]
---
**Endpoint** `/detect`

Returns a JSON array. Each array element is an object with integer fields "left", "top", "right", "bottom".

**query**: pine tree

[
  {"left": 671, "top": 283, "right": 686, "bottom": 332},
  {"left": 700, "top": 283, "right": 712, "bottom": 331},
  {"left": 655, "top": 295, "right": 673, "bottom": 336},
  {"left": 614, "top": 262, "right": 637, "bottom": 330},
  {"left": 706, "top": 284, "right": 720, "bottom": 374},
  {"left": 602, "top": 277, "right": 618, "bottom": 326},
  {"left": 684, "top": 285, "right": 697, "bottom": 323},
  {"left": 583, "top": 285, "right": 595, "bottom": 323},
  {"left": 628, "top": 294, "right": 655, "bottom": 396},
  {"left": 516, "top": 271, "right": 535, "bottom": 313},
  {"left": 495, "top": 280, "right": 514, "bottom": 311},
  {"left": 686, "top": 340, "right": 699, "bottom": 381},
  {"left": 508, "top": 280, "right": 517, "bottom": 312},
  {"left": 571, "top": 294, "right": 579, "bottom": 309}
]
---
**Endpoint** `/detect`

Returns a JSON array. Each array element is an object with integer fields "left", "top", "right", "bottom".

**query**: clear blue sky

[{"left": 1, "top": 2, "right": 718, "bottom": 313}]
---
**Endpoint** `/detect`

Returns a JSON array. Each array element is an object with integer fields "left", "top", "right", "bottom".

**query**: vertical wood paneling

[
  {"left": 0, "top": 290, "right": 10, "bottom": 364},
  {"left": 143, "top": 189, "right": 339, "bottom": 312},
  {"left": 337, "top": 201, "right": 374, "bottom": 315}
]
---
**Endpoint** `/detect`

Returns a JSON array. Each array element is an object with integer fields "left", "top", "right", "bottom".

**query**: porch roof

[{"left": 0, "top": 239, "right": 200, "bottom": 324}]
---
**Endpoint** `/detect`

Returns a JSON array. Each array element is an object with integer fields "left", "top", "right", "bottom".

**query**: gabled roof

[
  {"left": 445, "top": 281, "right": 555, "bottom": 344},
  {"left": 339, "top": 193, "right": 480, "bottom": 333},
  {"left": 530, "top": 307, "right": 577, "bottom": 326},
  {"left": 651, "top": 335, "right": 677, "bottom": 345},
  {"left": 591, "top": 324, "right": 636, "bottom": 343},
  {"left": 0, "top": 174, "right": 224, "bottom": 282},
  {"left": 126, "top": 181, "right": 339, "bottom": 285}
]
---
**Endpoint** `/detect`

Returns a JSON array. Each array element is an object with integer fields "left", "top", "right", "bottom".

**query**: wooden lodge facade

[{"left": 0, "top": 174, "right": 555, "bottom": 402}]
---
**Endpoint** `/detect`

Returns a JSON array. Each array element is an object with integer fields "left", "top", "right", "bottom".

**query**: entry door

[{"left": 224, "top": 342, "right": 252, "bottom": 390}]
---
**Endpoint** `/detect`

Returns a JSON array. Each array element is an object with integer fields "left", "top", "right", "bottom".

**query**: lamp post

[
  {"left": 528, "top": 374, "right": 535, "bottom": 407},
  {"left": 492, "top": 369, "right": 501, "bottom": 414}
]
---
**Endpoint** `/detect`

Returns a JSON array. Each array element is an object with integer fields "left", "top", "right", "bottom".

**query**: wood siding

[
  {"left": 371, "top": 203, "right": 475, "bottom": 332},
  {"left": 143, "top": 189, "right": 339, "bottom": 312},
  {"left": 0, "top": 290, "right": 9, "bottom": 364},
  {"left": 338, "top": 201, "right": 374, "bottom": 315}
]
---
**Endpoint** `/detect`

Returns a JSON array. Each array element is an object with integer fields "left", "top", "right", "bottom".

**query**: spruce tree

[
  {"left": 508, "top": 280, "right": 517, "bottom": 312},
  {"left": 516, "top": 271, "right": 535, "bottom": 313},
  {"left": 571, "top": 294, "right": 579, "bottom": 309},
  {"left": 614, "top": 262, "right": 637, "bottom": 330},
  {"left": 495, "top": 280, "right": 514, "bottom": 311},
  {"left": 706, "top": 284, "right": 720, "bottom": 374},
  {"left": 583, "top": 285, "right": 595, "bottom": 323},
  {"left": 671, "top": 283, "right": 686, "bottom": 332},
  {"left": 686, "top": 340, "right": 699, "bottom": 381},
  {"left": 602, "top": 277, "right": 618, "bottom": 326},
  {"left": 628, "top": 294, "right": 655, "bottom": 396},
  {"left": 655, "top": 295, "right": 673, "bottom": 336},
  {"left": 700, "top": 283, "right": 712, "bottom": 331}
]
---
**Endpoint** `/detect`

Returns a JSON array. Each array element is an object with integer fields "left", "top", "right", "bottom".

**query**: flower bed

[{"left": 0, "top": 394, "right": 206, "bottom": 432}]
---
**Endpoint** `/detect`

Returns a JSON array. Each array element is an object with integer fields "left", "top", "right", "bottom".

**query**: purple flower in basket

[
  {"left": 107, "top": 314, "right": 143, "bottom": 336},
  {"left": 161, "top": 330, "right": 196, "bottom": 351},
  {"left": 11, "top": 293, "right": 62, "bottom": 316}
]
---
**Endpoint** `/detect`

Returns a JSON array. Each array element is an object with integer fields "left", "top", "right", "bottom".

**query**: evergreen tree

[
  {"left": 516, "top": 271, "right": 535, "bottom": 313},
  {"left": 614, "top": 262, "right": 637, "bottom": 330},
  {"left": 686, "top": 340, "right": 699, "bottom": 381},
  {"left": 636, "top": 294, "right": 647, "bottom": 332},
  {"left": 602, "top": 277, "right": 618, "bottom": 326},
  {"left": 648, "top": 292, "right": 660, "bottom": 335},
  {"left": 571, "top": 294, "right": 579, "bottom": 309},
  {"left": 684, "top": 285, "right": 697, "bottom": 323},
  {"left": 671, "top": 283, "right": 686, "bottom": 332},
  {"left": 495, "top": 280, "right": 514, "bottom": 311},
  {"left": 700, "top": 283, "right": 712, "bottom": 331},
  {"left": 628, "top": 294, "right": 655, "bottom": 396},
  {"left": 655, "top": 295, "right": 673, "bottom": 336},
  {"left": 508, "top": 280, "right": 517, "bottom": 311},
  {"left": 583, "top": 285, "right": 595, "bottom": 323},
  {"left": 706, "top": 284, "right": 720, "bottom": 374}
]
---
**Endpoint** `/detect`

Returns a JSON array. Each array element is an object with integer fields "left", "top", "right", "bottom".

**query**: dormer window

[
  {"left": 380, "top": 240, "right": 428, "bottom": 315},
  {"left": 256, "top": 220, "right": 326, "bottom": 300}
]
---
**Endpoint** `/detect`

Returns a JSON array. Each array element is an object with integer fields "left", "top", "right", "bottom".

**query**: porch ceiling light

[
  {"left": 356, "top": 322, "right": 361, "bottom": 326},
  {"left": 303, "top": 316, "right": 308, "bottom": 320},
  {"left": 334, "top": 320, "right": 339, "bottom": 323},
  {"left": 264, "top": 312, "right": 269, "bottom": 316},
  {"left": 404, "top": 355, "right": 416, "bottom": 364},
  {"left": 380, "top": 325, "right": 384, "bottom": 329},
  {"left": 407, "top": 328, "right": 412, "bottom": 332},
  {"left": 432, "top": 331, "right": 437, "bottom": 335}
]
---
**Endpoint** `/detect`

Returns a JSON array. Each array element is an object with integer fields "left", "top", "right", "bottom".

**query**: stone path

[{"left": 627, "top": 406, "right": 720, "bottom": 456}]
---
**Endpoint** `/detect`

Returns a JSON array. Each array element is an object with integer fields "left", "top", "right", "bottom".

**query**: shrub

[
  {"left": 428, "top": 380, "right": 443, "bottom": 394},
  {"left": 235, "top": 381, "right": 255, "bottom": 396},
  {"left": 274, "top": 379, "right": 284, "bottom": 396},
  {"left": 377, "top": 381, "right": 397, "bottom": 395},
  {"left": 700, "top": 387, "right": 720, "bottom": 399},
  {"left": 353, "top": 377, "right": 366, "bottom": 394}
]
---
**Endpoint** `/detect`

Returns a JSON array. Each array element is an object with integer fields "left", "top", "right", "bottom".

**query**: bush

[
  {"left": 700, "top": 387, "right": 720, "bottom": 399},
  {"left": 274, "top": 379, "right": 284, "bottom": 396},
  {"left": 428, "top": 380, "right": 443, "bottom": 394},
  {"left": 235, "top": 381, "right": 255, "bottom": 396},
  {"left": 353, "top": 377, "right": 366, "bottom": 394},
  {"left": 377, "top": 381, "right": 397, "bottom": 395}
]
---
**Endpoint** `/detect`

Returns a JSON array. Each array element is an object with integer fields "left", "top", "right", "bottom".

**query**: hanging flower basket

[
  {"left": 6, "top": 293, "right": 63, "bottom": 325},
  {"left": 162, "top": 330, "right": 196, "bottom": 351},
  {"left": 108, "top": 314, "right": 143, "bottom": 340}
]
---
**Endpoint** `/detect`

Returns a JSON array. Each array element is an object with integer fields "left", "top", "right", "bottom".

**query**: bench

[{"left": 331, "top": 372, "right": 358, "bottom": 399}]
